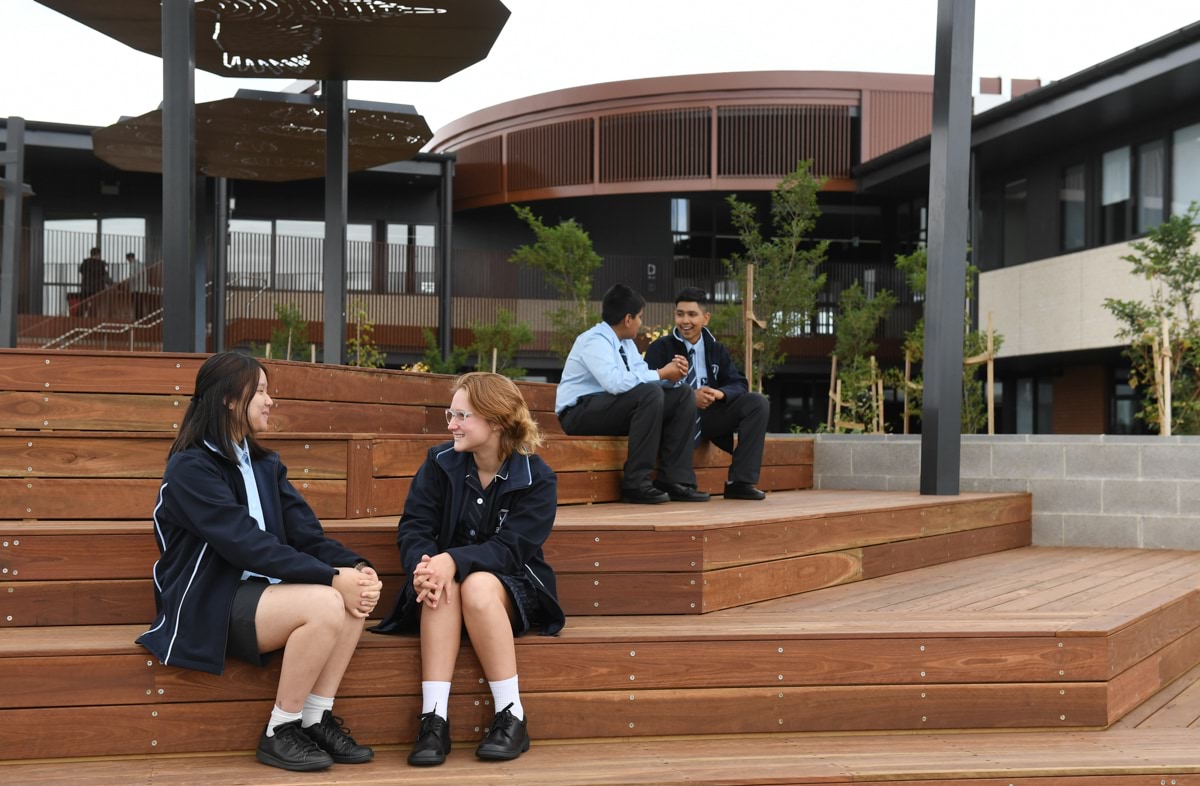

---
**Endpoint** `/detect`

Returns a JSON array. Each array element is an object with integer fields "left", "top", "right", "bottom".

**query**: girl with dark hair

[
  {"left": 137, "top": 351, "right": 383, "bottom": 773},
  {"left": 373, "top": 372, "right": 564, "bottom": 766}
]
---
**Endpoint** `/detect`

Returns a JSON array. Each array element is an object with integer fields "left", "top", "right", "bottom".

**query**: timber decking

[
  {"left": 0, "top": 490, "right": 1029, "bottom": 622},
  {"left": 2, "top": 546, "right": 1199, "bottom": 760}
]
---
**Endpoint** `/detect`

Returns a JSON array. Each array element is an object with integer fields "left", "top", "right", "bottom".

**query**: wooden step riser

[
  {"left": 0, "top": 522, "right": 1032, "bottom": 625},
  {"left": 0, "top": 633, "right": 1118, "bottom": 711},
  {"left": 0, "top": 683, "right": 1113, "bottom": 760}
]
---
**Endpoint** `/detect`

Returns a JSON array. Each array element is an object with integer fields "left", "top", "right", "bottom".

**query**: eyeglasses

[{"left": 445, "top": 408, "right": 475, "bottom": 424}]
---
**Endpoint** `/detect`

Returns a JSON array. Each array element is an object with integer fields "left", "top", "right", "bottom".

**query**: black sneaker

[
  {"left": 621, "top": 485, "right": 670, "bottom": 504},
  {"left": 653, "top": 479, "right": 711, "bottom": 502},
  {"left": 304, "top": 710, "right": 374, "bottom": 764},
  {"left": 475, "top": 703, "right": 530, "bottom": 761},
  {"left": 256, "top": 719, "right": 334, "bottom": 772},
  {"left": 408, "top": 711, "right": 451, "bottom": 766}
]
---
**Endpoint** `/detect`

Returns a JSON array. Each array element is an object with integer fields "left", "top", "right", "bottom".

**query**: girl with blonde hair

[{"left": 373, "top": 372, "right": 564, "bottom": 765}]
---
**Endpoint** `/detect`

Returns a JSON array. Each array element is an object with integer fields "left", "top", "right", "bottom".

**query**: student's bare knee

[{"left": 460, "top": 572, "right": 504, "bottom": 617}]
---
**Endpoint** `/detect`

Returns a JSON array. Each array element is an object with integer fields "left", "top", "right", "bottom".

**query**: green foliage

[
  {"left": 509, "top": 205, "right": 603, "bottom": 358},
  {"left": 419, "top": 327, "right": 469, "bottom": 375},
  {"left": 722, "top": 160, "right": 828, "bottom": 389},
  {"left": 1102, "top": 202, "right": 1200, "bottom": 433},
  {"left": 345, "top": 299, "right": 387, "bottom": 368},
  {"left": 264, "top": 302, "right": 310, "bottom": 361},
  {"left": 470, "top": 308, "right": 534, "bottom": 379},
  {"left": 886, "top": 246, "right": 1003, "bottom": 434},
  {"left": 831, "top": 281, "right": 897, "bottom": 432}
]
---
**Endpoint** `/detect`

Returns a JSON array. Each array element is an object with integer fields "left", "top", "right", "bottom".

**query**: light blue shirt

[
  {"left": 676, "top": 327, "right": 708, "bottom": 388},
  {"left": 555, "top": 322, "right": 661, "bottom": 414},
  {"left": 206, "top": 439, "right": 279, "bottom": 584}
]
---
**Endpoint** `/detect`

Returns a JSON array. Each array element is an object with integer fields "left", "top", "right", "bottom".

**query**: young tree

[
  {"left": 345, "top": 299, "right": 387, "bottom": 368},
  {"left": 418, "top": 327, "right": 469, "bottom": 375},
  {"left": 265, "top": 302, "right": 310, "bottom": 361},
  {"left": 832, "top": 281, "right": 897, "bottom": 432},
  {"left": 722, "top": 160, "right": 829, "bottom": 389},
  {"left": 887, "top": 247, "right": 1003, "bottom": 434},
  {"left": 1103, "top": 202, "right": 1200, "bottom": 433},
  {"left": 470, "top": 307, "right": 534, "bottom": 379},
  {"left": 509, "top": 206, "right": 602, "bottom": 358}
]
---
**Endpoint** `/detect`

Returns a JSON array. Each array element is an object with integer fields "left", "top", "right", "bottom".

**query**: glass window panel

[
  {"left": 1102, "top": 147, "right": 1131, "bottom": 244},
  {"left": 1015, "top": 377, "right": 1034, "bottom": 434},
  {"left": 1173, "top": 122, "right": 1200, "bottom": 216},
  {"left": 671, "top": 198, "right": 689, "bottom": 233},
  {"left": 1060, "top": 164, "right": 1086, "bottom": 251},
  {"left": 414, "top": 225, "right": 437, "bottom": 293},
  {"left": 1137, "top": 140, "right": 1165, "bottom": 233},
  {"left": 1036, "top": 379, "right": 1054, "bottom": 434}
]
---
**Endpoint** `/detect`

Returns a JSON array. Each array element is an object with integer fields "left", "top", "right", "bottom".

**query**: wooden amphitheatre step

[
  {"left": 0, "top": 490, "right": 1031, "bottom": 623},
  {"left": 2, "top": 547, "right": 1200, "bottom": 762},
  {"left": 0, "top": 430, "right": 814, "bottom": 518},
  {"left": 3, "top": 728, "right": 1199, "bottom": 786}
]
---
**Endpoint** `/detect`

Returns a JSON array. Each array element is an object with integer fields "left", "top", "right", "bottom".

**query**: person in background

[
  {"left": 137, "top": 351, "right": 382, "bottom": 773},
  {"left": 645, "top": 287, "right": 770, "bottom": 500}
]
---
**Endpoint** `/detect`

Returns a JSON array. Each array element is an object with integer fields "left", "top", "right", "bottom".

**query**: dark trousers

[
  {"left": 699, "top": 391, "right": 769, "bottom": 485},
  {"left": 559, "top": 383, "right": 697, "bottom": 490}
]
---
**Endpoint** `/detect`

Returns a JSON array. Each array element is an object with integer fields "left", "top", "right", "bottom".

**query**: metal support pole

[
  {"left": 161, "top": 0, "right": 200, "bottom": 352},
  {"left": 0, "top": 117, "right": 25, "bottom": 348},
  {"left": 322, "top": 79, "right": 348, "bottom": 365},
  {"left": 920, "top": 0, "right": 975, "bottom": 496},
  {"left": 438, "top": 155, "right": 454, "bottom": 360},
  {"left": 213, "top": 177, "right": 228, "bottom": 352}
]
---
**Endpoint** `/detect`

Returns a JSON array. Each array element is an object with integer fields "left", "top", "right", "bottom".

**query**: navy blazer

[
  {"left": 644, "top": 326, "right": 750, "bottom": 403},
  {"left": 137, "top": 443, "right": 365, "bottom": 675},
  {"left": 372, "top": 442, "right": 565, "bottom": 636}
]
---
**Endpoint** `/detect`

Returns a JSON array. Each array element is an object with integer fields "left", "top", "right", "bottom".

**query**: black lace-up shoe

[
  {"left": 408, "top": 712, "right": 451, "bottom": 766},
  {"left": 256, "top": 719, "right": 334, "bottom": 772},
  {"left": 303, "top": 710, "right": 374, "bottom": 764},
  {"left": 475, "top": 703, "right": 530, "bottom": 761},
  {"left": 724, "top": 481, "right": 766, "bottom": 500},
  {"left": 653, "top": 479, "right": 711, "bottom": 502},
  {"left": 621, "top": 485, "right": 670, "bottom": 504}
]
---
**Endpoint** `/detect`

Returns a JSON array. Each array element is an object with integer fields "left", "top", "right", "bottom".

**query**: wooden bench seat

[
  {"left": 3, "top": 546, "right": 1200, "bottom": 759},
  {"left": 1, "top": 490, "right": 1030, "bottom": 623}
]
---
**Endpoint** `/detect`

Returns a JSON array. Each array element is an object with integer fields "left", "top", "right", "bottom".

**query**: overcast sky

[{"left": 1, "top": 0, "right": 1197, "bottom": 135}]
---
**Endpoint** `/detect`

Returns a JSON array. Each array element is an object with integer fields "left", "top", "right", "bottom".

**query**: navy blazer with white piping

[
  {"left": 136, "top": 443, "right": 366, "bottom": 675},
  {"left": 371, "top": 441, "right": 565, "bottom": 636},
  {"left": 644, "top": 326, "right": 750, "bottom": 402}
]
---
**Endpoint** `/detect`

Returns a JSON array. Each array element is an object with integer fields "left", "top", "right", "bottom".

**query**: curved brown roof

[{"left": 431, "top": 71, "right": 933, "bottom": 210}]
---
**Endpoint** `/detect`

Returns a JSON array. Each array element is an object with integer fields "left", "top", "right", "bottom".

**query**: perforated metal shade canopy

[
  {"left": 34, "top": 0, "right": 511, "bottom": 81},
  {"left": 92, "top": 90, "right": 433, "bottom": 181}
]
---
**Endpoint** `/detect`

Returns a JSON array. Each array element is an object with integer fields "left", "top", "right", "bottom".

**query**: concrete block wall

[{"left": 812, "top": 434, "right": 1200, "bottom": 549}]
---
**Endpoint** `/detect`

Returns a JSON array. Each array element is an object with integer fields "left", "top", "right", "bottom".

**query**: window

[
  {"left": 1014, "top": 376, "right": 1054, "bottom": 434},
  {"left": 1174, "top": 122, "right": 1200, "bottom": 216},
  {"left": 1002, "top": 179, "right": 1027, "bottom": 266},
  {"left": 816, "top": 307, "right": 835, "bottom": 336},
  {"left": 1110, "top": 367, "right": 1140, "bottom": 435},
  {"left": 1137, "top": 140, "right": 1165, "bottom": 233},
  {"left": 1060, "top": 164, "right": 1086, "bottom": 251},
  {"left": 1102, "top": 146, "right": 1131, "bottom": 244},
  {"left": 386, "top": 223, "right": 438, "bottom": 294}
]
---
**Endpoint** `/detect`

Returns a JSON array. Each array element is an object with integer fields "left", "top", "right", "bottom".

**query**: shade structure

[
  {"left": 92, "top": 90, "right": 432, "bottom": 181},
  {"left": 34, "top": 0, "right": 511, "bottom": 81}
]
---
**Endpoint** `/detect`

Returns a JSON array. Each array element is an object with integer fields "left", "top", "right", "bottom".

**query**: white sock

[
  {"left": 489, "top": 674, "right": 523, "bottom": 720},
  {"left": 301, "top": 693, "right": 335, "bottom": 728},
  {"left": 422, "top": 680, "right": 451, "bottom": 720},
  {"left": 267, "top": 705, "right": 303, "bottom": 736}
]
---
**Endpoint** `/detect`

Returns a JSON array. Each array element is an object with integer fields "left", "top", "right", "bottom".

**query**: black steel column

[
  {"left": 322, "top": 80, "right": 348, "bottom": 365},
  {"left": 212, "top": 177, "right": 229, "bottom": 352},
  {"left": 438, "top": 155, "right": 454, "bottom": 359},
  {"left": 920, "top": 0, "right": 975, "bottom": 495},
  {"left": 0, "top": 117, "right": 25, "bottom": 348},
  {"left": 161, "top": 0, "right": 200, "bottom": 352}
]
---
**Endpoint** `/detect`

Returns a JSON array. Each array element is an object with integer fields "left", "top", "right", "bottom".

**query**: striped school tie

[{"left": 685, "top": 348, "right": 702, "bottom": 444}]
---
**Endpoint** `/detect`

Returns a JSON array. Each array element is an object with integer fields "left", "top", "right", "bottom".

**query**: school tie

[
  {"left": 686, "top": 348, "right": 702, "bottom": 444},
  {"left": 619, "top": 345, "right": 630, "bottom": 371}
]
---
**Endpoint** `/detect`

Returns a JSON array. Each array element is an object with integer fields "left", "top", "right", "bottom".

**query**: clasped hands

[
  {"left": 333, "top": 564, "right": 383, "bottom": 619},
  {"left": 413, "top": 552, "right": 456, "bottom": 610}
]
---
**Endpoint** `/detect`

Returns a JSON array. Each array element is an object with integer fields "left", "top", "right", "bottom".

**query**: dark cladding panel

[
  {"left": 453, "top": 136, "right": 503, "bottom": 201},
  {"left": 508, "top": 119, "right": 593, "bottom": 192},
  {"left": 599, "top": 108, "right": 710, "bottom": 183},
  {"left": 717, "top": 105, "right": 851, "bottom": 179}
]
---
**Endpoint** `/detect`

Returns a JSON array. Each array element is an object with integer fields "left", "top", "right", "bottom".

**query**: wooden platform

[
  {"left": 0, "top": 490, "right": 1029, "bottom": 622},
  {"left": 3, "top": 545, "right": 1199, "bottom": 761}
]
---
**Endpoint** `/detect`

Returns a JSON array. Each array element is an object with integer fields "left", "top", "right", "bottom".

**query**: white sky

[{"left": 1, "top": 0, "right": 1197, "bottom": 136}]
